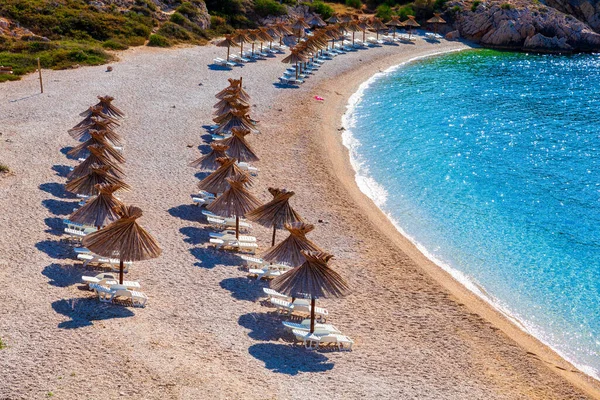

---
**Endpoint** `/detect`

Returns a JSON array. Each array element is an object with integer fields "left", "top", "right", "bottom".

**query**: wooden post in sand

[{"left": 37, "top": 58, "right": 43, "bottom": 94}]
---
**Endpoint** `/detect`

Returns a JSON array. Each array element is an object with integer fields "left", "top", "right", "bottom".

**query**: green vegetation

[
  {"left": 500, "top": 2, "right": 511, "bottom": 9},
  {"left": 254, "top": 0, "right": 287, "bottom": 17},
  {"left": 0, "top": 337, "right": 6, "bottom": 348},
  {"left": 471, "top": 0, "right": 482, "bottom": 11},
  {"left": 147, "top": 34, "right": 170, "bottom": 47},
  {"left": 303, "top": 1, "right": 335, "bottom": 20},
  {"left": 345, "top": 0, "right": 363, "bottom": 9},
  {"left": 376, "top": 4, "right": 393, "bottom": 20}
]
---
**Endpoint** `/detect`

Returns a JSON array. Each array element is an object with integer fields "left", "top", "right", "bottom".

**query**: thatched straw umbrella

[
  {"left": 246, "top": 188, "right": 303, "bottom": 246},
  {"left": 386, "top": 16, "right": 403, "bottom": 40},
  {"left": 339, "top": 14, "right": 353, "bottom": 24},
  {"left": 71, "top": 106, "right": 119, "bottom": 132},
  {"left": 207, "top": 173, "right": 262, "bottom": 239},
  {"left": 68, "top": 117, "right": 122, "bottom": 144},
  {"left": 357, "top": 19, "right": 372, "bottom": 43},
  {"left": 83, "top": 205, "right": 161, "bottom": 285},
  {"left": 404, "top": 15, "right": 421, "bottom": 40},
  {"left": 82, "top": 96, "right": 124, "bottom": 119},
  {"left": 370, "top": 18, "right": 388, "bottom": 41},
  {"left": 233, "top": 30, "right": 251, "bottom": 59},
  {"left": 257, "top": 27, "right": 275, "bottom": 53},
  {"left": 264, "top": 25, "right": 280, "bottom": 50},
  {"left": 68, "top": 130, "right": 125, "bottom": 163},
  {"left": 69, "top": 183, "right": 126, "bottom": 229},
  {"left": 216, "top": 34, "right": 239, "bottom": 62},
  {"left": 275, "top": 22, "right": 293, "bottom": 46},
  {"left": 214, "top": 94, "right": 250, "bottom": 116},
  {"left": 197, "top": 157, "right": 251, "bottom": 195},
  {"left": 291, "top": 18, "right": 310, "bottom": 42},
  {"left": 346, "top": 20, "right": 362, "bottom": 46},
  {"left": 65, "top": 164, "right": 130, "bottom": 197},
  {"left": 282, "top": 50, "right": 307, "bottom": 80},
  {"left": 213, "top": 103, "right": 251, "bottom": 124},
  {"left": 213, "top": 107, "right": 257, "bottom": 135},
  {"left": 262, "top": 222, "right": 321, "bottom": 267},
  {"left": 426, "top": 13, "right": 446, "bottom": 35},
  {"left": 68, "top": 144, "right": 125, "bottom": 181},
  {"left": 326, "top": 14, "right": 341, "bottom": 24},
  {"left": 215, "top": 77, "right": 250, "bottom": 102},
  {"left": 308, "top": 14, "right": 326, "bottom": 28},
  {"left": 189, "top": 142, "right": 230, "bottom": 171},
  {"left": 220, "top": 127, "right": 259, "bottom": 164},
  {"left": 271, "top": 250, "right": 349, "bottom": 333},
  {"left": 246, "top": 29, "right": 260, "bottom": 57}
]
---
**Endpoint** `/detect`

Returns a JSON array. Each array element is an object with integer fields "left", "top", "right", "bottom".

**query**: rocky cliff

[{"left": 446, "top": 0, "right": 600, "bottom": 52}]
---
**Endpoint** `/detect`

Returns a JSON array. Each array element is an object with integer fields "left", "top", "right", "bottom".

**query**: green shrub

[
  {"left": 308, "top": 1, "right": 335, "bottom": 20},
  {"left": 345, "top": 0, "right": 363, "bottom": 9},
  {"left": 451, "top": 5, "right": 461, "bottom": 13},
  {"left": 158, "top": 22, "right": 191, "bottom": 40},
  {"left": 147, "top": 34, "right": 170, "bottom": 47},
  {"left": 375, "top": 4, "right": 393, "bottom": 21},
  {"left": 170, "top": 12, "right": 186, "bottom": 25},
  {"left": 102, "top": 39, "right": 128, "bottom": 50},
  {"left": 471, "top": 0, "right": 481, "bottom": 11},
  {"left": 434, "top": 0, "right": 448, "bottom": 11},
  {"left": 177, "top": 2, "right": 199, "bottom": 18},
  {"left": 500, "top": 2, "right": 511, "bottom": 9},
  {"left": 0, "top": 165, "right": 8, "bottom": 173},
  {"left": 254, "top": 0, "right": 287, "bottom": 17},
  {"left": 397, "top": 4, "right": 415, "bottom": 19}
]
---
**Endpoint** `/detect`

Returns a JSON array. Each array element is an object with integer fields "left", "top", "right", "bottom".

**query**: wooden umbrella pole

[
  {"left": 119, "top": 259, "right": 124, "bottom": 284},
  {"left": 295, "top": 61, "right": 298, "bottom": 80},
  {"left": 236, "top": 216, "right": 240, "bottom": 239},
  {"left": 310, "top": 297, "right": 316, "bottom": 333},
  {"left": 352, "top": 31, "right": 355, "bottom": 46},
  {"left": 37, "top": 58, "right": 43, "bottom": 94},
  {"left": 227, "top": 46, "right": 230, "bottom": 61},
  {"left": 271, "top": 226, "right": 277, "bottom": 246}
]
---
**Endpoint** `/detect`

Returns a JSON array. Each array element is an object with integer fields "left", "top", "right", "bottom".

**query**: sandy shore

[{"left": 1, "top": 35, "right": 599, "bottom": 399}]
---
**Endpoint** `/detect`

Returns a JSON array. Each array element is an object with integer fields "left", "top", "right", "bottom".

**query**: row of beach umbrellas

[
  {"left": 188, "top": 80, "right": 350, "bottom": 336},
  {"left": 61, "top": 97, "right": 161, "bottom": 288}
]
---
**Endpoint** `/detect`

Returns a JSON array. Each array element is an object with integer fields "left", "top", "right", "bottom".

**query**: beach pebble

[{"left": 106, "top": 66, "right": 113, "bottom": 72}]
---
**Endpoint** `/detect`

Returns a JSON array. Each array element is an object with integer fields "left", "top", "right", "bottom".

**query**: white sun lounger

[
  {"left": 209, "top": 238, "right": 257, "bottom": 254},
  {"left": 291, "top": 329, "right": 353, "bottom": 351},
  {"left": 270, "top": 298, "right": 328, "bottom": 322},
  {"left": 283, "top": 320, "right": 342, "bottom": 335},
  {"left": 209, "top": 231, "right": 257, "bottom": 242},
  {"left": 82, "top": 272, "right": 118, "bottom": 283},
  {"left": 64, "top": 227, "right": 96, "bottom": 242},
  {"left": 77, "top": 253, "right": 131, "bottom": 272},
  {"left": 89, "top": 283, "right": 147, "bottom": 307},
  {"left": 82, "top": 274, "right": 140, "bottom": 291},
  {"left": 213, "top": 57, "right": 236, "bottom": 68},
  {"left": 262, "top": 287, "right": 290, "bottom": 300},
  {"left": 248, "top": 267, "right": 284, "bottom": 280},
  {"left": 237, "top": 162, "right": 259, "bottom": 175}
]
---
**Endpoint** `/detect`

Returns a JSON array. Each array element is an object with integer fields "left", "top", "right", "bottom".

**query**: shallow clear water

[{"left": 344, "top": 49, "right": 600, "bottom": 376}]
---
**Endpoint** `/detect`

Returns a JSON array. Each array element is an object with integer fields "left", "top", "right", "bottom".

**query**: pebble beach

[{"left": 1, "top": 36, "right": 600, "bottom": 399}]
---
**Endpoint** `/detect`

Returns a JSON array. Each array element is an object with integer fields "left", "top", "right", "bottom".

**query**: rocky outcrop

[
  {"left": 445, "top": 30, "right": 461, "bottom": 39},
  {"left": 0, "top": 17, "right": 42, "bottom": 40},
  {"left": 447, "top": 0, "right": 600, "bottom": 52},
  {"left": 543, "top": 0, "right": 600, "bottom": 32}
]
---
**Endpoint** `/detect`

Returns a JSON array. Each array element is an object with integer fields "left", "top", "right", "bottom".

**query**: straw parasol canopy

[
  {"left": 189, "top": 142, "right": 230, "bottom": 171},
  {"left": 403, "top": 15, "right": 421, "bottom": 40},
  {"left": 216, "top": 34, "right": 239, "bottom": 61},
  {"left": 326, "top": 14, "right": 341, "bottom": 24},
  {"left": 81, "top": 96, "right": 125, "bottom": 119},
  {"left": 426, "top": 13, "right": 446, "bottom": 35},
  {"left": 67, "top": 144, "right": 125, "bottom": 181},
  {"left": 370, "top": 17, "right": 388, "bottom": 40},
  {"left": 386, "top": 16, "right": 403, "bottom": 39},
  {"left": 206, "top": 173, "right": 262, "bottom": 238},
  {"left": 246, "top": 188, "right": 303, "bottom": 246},
  {"left": 71, "top": 106, "right": 119, "bottom": 131},
  {"left": 262, "top": 222, "right": 322, "bottom": 267},
  {"left": 68, "top": 130, "right": 125, "bottom": 163},
  {"left": 83, "top": 205, "right": 161, "bottom": 284},
  {"left": 357, "top": 18, "right": 372, "bottom": 43},
  {"left": 65, "top": 164, "right": 130, "bottom": 196},
  {"left": 271, "top": 250, "right": 349, "bottom": 333},
  {"left": 308, "top": 14, "right": 326, "bottom": 28},
  {"left": 275, "top": 22, "right": 293, "bottom": 45},
  {"left": 214, "top": 94, "right": 250, "bottom": 116},
  {"left": 339, "top": 13, "right": 354, "bottom": 24},
  {"left": 233, "top": 29, "right": 251, "bottom": 58},
  {"left": 213, "top": 107, "right": 257, "bottom": 135},
  {"left": 215, "top": 77, "right": 250, "bottom": 102},
  {"left": 345, "top": 20, "right": 362, "bottom": 46},
  {"left": 68, "top": 117, "right": 122, "bottom": 144},
  {"left": 291, "top": 17, "right": 310, "bottom": 41},
  {"left": 282, "top": 50, "right": 307, "bottom": 80},
  {"left": 220, "top": 127, "right": 259, "bottom": 164},
  {"left": 197, "top": 157, "right": 251, "bottom": 195},
  {"left": 69, "top": 183, "right": 125, "bottom": 229}
]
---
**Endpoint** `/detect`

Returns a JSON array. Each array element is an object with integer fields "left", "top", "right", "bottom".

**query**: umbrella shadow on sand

[
  {"left": 42, "top": 263, "right": 83, "bottom": 288},
  {"left": 273, "top": 82, "right": 301, "bottom": 90},
  {"left": 238, "top": 312, "right": 286, "bottom": 341},
  {"left": 59, "top": 146, "right": 78, "bottom": 160},
  {"left": 168, "top": 204, "right": 202, "bottom": 222},
  {"left": 35, "top": 239, "right": 73, "bottom": 260},
  {"left": 42, "top": 198, "right": 77, "bottom": 215},
  {"left": 180, "top": 226, "right": 210, "bottom": 246},
  {"left": 52, "top": 298, "right": 134, "bottom": 329},
  {"left": 189, "top": 246, "right": 239, "bottom": 269},
  {"left": 207, "top": 64, "right": 235, "bottom": 71},
  {"left": 194, "top": 171, "right": 210, "bottom": 180},
  {"left": 220, "top": 277, "right": 265, "bottom": 302},
  {"left": 44, "top": 217, "right": 65, "bottom": 236},
  {"left": 39, "top": 182, "right": 72, "bottom": 198},
  {"left": 248, "top": 343, "right": 334, "bottom": 375},
  {"left": 52, "top": 164, "right": 72, "bottom": 178}
]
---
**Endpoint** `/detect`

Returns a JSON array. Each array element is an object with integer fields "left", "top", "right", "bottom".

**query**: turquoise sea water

[{"left": 343, "top": 49, "right": 600, "bottom": 376}]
